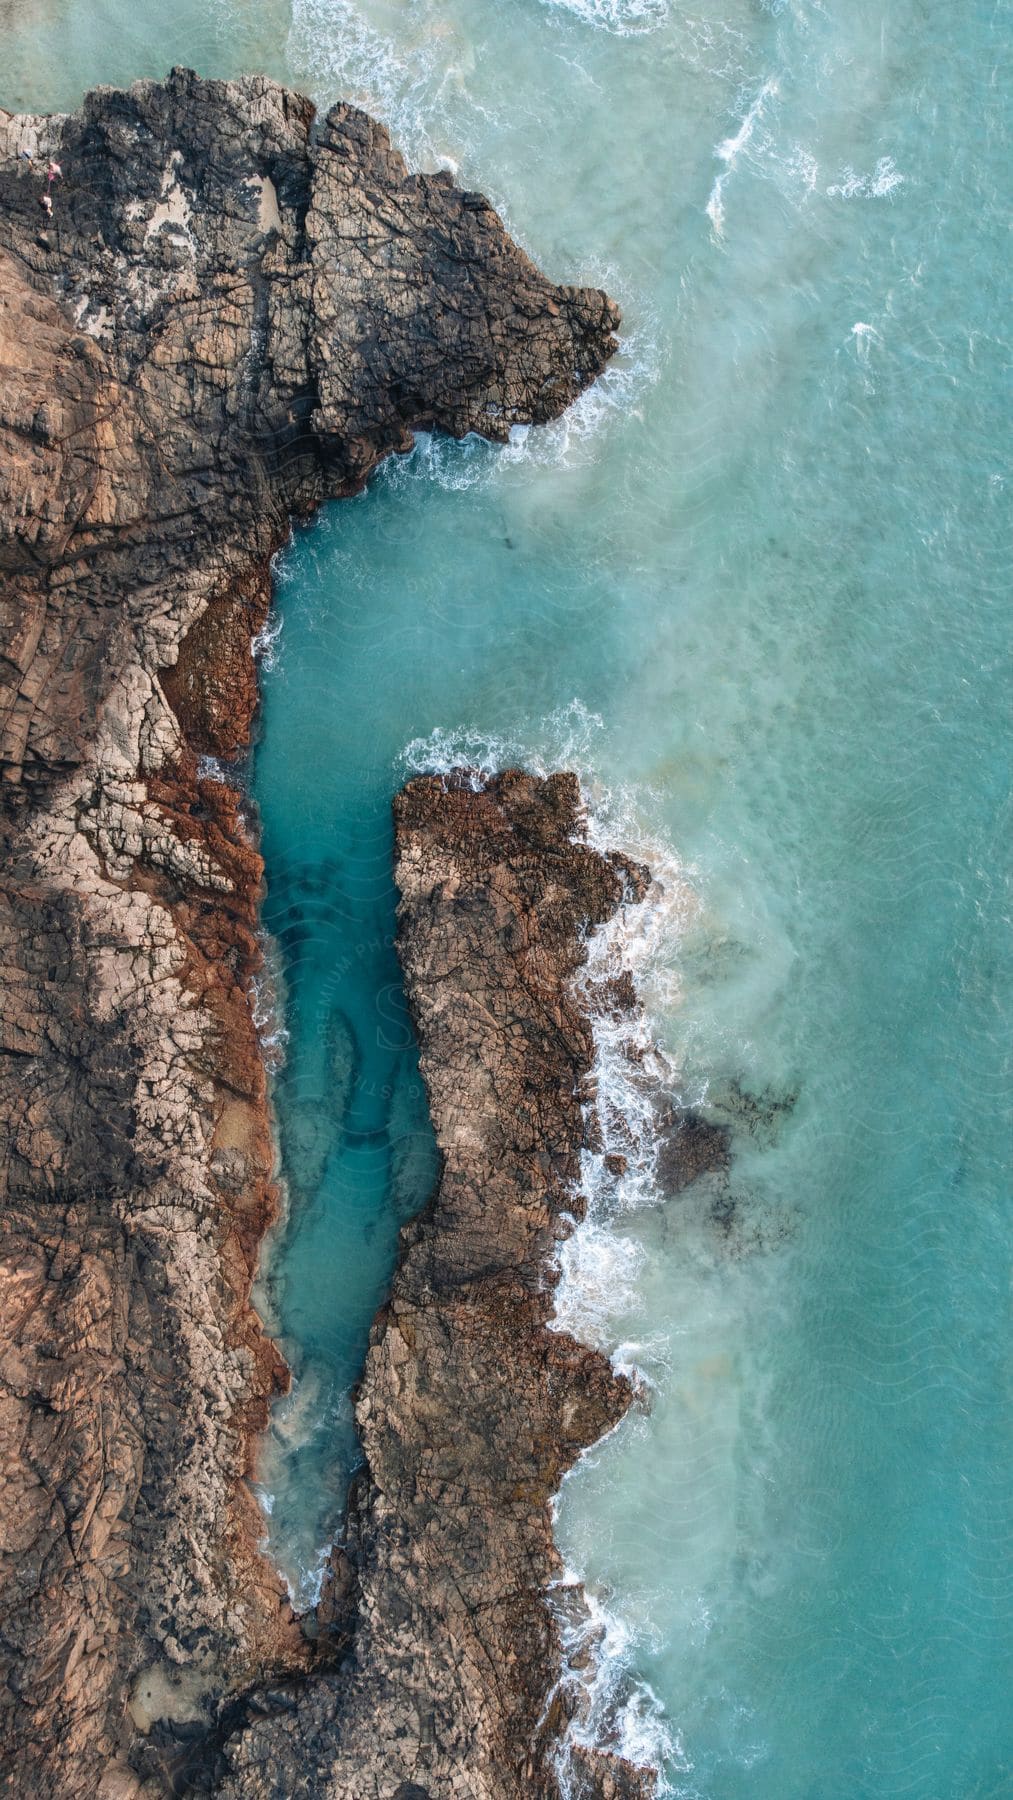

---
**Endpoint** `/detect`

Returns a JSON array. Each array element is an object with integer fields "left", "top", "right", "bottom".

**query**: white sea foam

[
  {"left": 288, "top": 0, "right": 464, "bottom": 170},
  {"left": 400, "top": 696, "right": 607, "bottom": 784},
  {"left": 504, "top": 317, "right": 658, "bottom": 467},
  {"left": 251, "top": 937, "right": 290, "bottom": 1069},
  {"left": 537, "top": 0, "right": 670, "bottom": 36},
  {"left": 401, "top": 703, "right": 698, "bottom": 1024},
  {"left": 549, "top": 1575, "right": 685, "bottom": 1796},
  {"left": 289, "top": 2, "right": 658, "bottom": 491},
  {"left": 706, "top": 77, "right": 780, "bottom": 238},
  {"left": 376, "top": 315, "right": 659, "bottom": 497},
  {"left": 552, "top": 1221, "right": 646, "bottom": 1348},
  {"left": 850, "top": 321, "right": 882, "bottom": 363},
  {"left": 255, "top": 1372, "right": 342, "bottom": 1607},
  {"left": 546, "top": 781, "right": 696, "bottom": 1366},
  {"left": 252, "top": 609, "right": 283, "bottom": 671},
  {"left": 677, "top": 15, "right": 749, "bottom": 85},
  {"left": 826, "top": 156, "right": 904, "bottom": 199},
  {"left": 401, "top": 713, "right": 694, "bottom": 1788},
  {"left": 782, "top": 142, "right": 819, "bottom": 195},
  {"left": 287, "top": 1539, "right": 332, "bottom": 1610},
  {"left": 549, "top": 766, "right": 699, "bottom": 1790},
  {"left": 701, "top": 76, "right": 824, "bottom": 232}
]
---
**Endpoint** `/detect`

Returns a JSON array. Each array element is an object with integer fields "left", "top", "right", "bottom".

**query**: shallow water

[{"left": 8, "top": 2, "right": 1010, "bottom": 1793}]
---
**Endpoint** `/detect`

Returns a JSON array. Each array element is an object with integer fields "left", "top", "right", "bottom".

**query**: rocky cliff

[
  {"left": 0, "top": 69, "right": 620, "bottom": 1799},
  {"left": 218, "top": 769, "right": 659, "bottom": 1800}
]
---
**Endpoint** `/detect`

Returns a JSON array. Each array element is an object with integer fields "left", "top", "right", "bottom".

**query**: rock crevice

[
  {"left": 220, "top": 769, "right": 658, "bottom": 1800},
  {"left": 0, "top": 68, "right": 621, "bottom": 1799}
]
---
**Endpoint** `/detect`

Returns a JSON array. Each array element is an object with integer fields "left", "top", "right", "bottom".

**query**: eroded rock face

[
  {"left": 219, "top": 770, "right": 656, "bottom": 1800},
  {"left": 0, "top": 70, "right": 618, "bottom": 1798}
]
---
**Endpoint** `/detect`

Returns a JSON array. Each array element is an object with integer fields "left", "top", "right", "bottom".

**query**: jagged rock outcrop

[
  {"left": 219, "top": 769, "right": 657, "bottom": 1800},
  {"left": 0, "top": 70, "right": 619, "bottom": 1799}
]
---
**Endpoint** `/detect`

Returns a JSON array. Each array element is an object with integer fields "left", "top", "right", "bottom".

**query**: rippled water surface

[{"left": 9, "top": 2, "right": 1010, "bottom": 1794}]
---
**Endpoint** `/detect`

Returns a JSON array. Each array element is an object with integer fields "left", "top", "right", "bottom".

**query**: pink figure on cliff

[{"left": 46, "top": 160, "right": 62, "bottom": 185}]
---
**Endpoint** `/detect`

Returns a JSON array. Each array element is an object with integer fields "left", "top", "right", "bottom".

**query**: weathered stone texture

[
  {"left": 0, "top": 69, "right": 618, "bottom": 1798},
  {"left": 219, "top": 770, "right": 657, "bottom": 1800}
]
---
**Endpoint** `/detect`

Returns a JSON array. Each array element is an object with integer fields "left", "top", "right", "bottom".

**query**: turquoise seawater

[{"left": 8, "top": 3, "right": 1010, "bottom": 1794}]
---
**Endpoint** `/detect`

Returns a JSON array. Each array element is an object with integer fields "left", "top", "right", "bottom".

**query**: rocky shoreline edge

[
  {"left": 215, "top": 767, "right": 667, "bottom": 1800},
  {"left": 0, "top": 64, "right": 727, "bottom": 1800}
]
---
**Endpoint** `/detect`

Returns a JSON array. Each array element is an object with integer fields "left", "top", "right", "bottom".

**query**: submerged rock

[{"left": 0, "top": 69, "right": 619, "bottom": 1798}]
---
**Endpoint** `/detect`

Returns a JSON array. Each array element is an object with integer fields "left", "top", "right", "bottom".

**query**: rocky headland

[{"left": 0, "top": 65, "right": 696, "bottom": 1800}]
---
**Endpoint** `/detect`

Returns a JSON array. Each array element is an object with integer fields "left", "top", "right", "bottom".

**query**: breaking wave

[
  {"left": 706, "top": 76, "right": 780, "bottom": 238},
  {"left": 250, "top": 938, "right": 290, "bottom": 1071},
  {"left": 401, "top": 696, "right": 605, "bottom": 783},
  {"left": 826, "top": 156, "right": 905, "bottom": 199},
  {"left": 252, "top": 608, "right": 284, "bottom": 672},
  {"left": 374, "top": 309, "right": 659, "bottom": 497},
  {"left": 288, "top": 0, "right": 450, "bottom": 165},
  {"left": 549, "top": 771, "right": 696, "bottom": 1794},
  {"left": 288, "top": 0, "right": 657, "bottom": 492},
  {"left": 402, "top": 711, "right": 697, "bottom": 1791},
  {"left": 550, "top": 1574, "right": 689, "bottom": 1797},
  {"left": 537, "top": 0, "right": 670, "bottom": 35}
]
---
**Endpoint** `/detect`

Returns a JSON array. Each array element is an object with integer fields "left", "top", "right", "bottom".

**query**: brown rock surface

[
  {"left": 219, "top": 769, "right": 657, "bottom": 1800},
  {"left": 0, "top": 69, "right": 619, "bottom": 1798}
]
